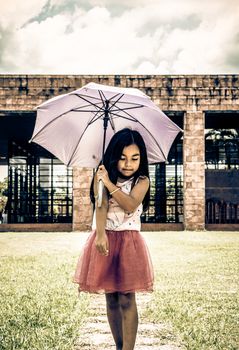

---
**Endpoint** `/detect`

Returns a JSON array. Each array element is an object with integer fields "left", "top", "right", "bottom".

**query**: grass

[
  {"left": 0, "top": 232, "right": 90, "bottom": 350},
  {"left": 143, "top": 231, "right": 239, "bottom": 350},
  {"left": 0, "top": 231, "right": 238, "bottom": 350}
]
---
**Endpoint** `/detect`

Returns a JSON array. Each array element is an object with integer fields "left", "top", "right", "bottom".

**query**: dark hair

[{"left": 90, "top": 128, "right": 150, "bottom": 211}]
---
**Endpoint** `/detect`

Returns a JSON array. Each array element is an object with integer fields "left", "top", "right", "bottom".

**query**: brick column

[
  {"left": 183, "top": 111, "right": 205, "bottom": 230},
  {"left": 73, "top": 167, "right": 93, "bottom": 231}
]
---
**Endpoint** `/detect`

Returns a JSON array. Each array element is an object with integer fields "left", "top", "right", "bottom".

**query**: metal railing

[
  {"left": 7, "top": 141, "right": 73, "bottom": 224},
  {"left": 206, "top": 199, "right": 239, "bottom": 224}
]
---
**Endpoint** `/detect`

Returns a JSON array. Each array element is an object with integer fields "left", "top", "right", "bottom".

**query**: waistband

[{"left": 105, "top": 229, "right": 140, "bottom": 234}]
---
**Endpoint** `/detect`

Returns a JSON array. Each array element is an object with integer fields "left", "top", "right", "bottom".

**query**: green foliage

[{"left": 0, "top": 177, "right": 8, "bottom": 212}]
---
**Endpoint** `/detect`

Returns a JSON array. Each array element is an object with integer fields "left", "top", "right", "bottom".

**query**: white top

[{"left": 92, "top": 177, "right": 143, "bottom": 231}]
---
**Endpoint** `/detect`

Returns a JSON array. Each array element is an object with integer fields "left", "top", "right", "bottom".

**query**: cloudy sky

[{"left": 0, "top": 0, "right": 238, "bottom": 74}]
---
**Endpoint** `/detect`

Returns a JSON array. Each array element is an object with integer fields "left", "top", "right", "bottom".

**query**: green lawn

[
  {"left": 145, "top": 231, "right": 239, "bottom": 350},
  {"left": 0, "top": 232, "right": 90, "bottom": 350},
  {"left": 0, "top": 231, "right": 238, "bottom": 350}
]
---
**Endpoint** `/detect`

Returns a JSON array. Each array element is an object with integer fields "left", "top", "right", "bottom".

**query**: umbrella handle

[{"left": 97, "top": 179, "right": 104, "bottom": 207}]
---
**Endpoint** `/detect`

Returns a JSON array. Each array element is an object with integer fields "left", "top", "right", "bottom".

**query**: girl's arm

[
  {"left": 93, "top": 175, "right": 109, "bottom": 256},
  {"left": 108, "top": 177, "right": 149, "bottom": 212},
  {"left": 97, "top": 166, "right": 149, "bottom": 212}
]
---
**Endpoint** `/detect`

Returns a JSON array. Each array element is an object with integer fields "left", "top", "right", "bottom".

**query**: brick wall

[
  {"left": 73, "top": 167, "right": 93, "bottom": 231},
  {"left": 0, "top": 74, "right": 239, "bottom": 230}
]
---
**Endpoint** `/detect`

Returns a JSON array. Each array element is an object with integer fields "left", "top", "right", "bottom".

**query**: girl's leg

[
  {"left": 105, "top": 292, "right": 123, "bottom": 350},
  {"left": 118, "top": 293, "right": 138, "bottom": 350}
]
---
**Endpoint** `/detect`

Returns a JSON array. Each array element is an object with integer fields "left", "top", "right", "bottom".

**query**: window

[
  {"left": 7, "top": 141, "right": 73, "bottom": 223},
  {"left": 142, "top": 136, "right": 183, "bottom": 223}
]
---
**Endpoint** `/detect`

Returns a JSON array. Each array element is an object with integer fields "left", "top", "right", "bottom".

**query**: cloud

[
  {"left": 0, "top": 0, "right": 239, "bottom": 74},
  {"left": 24, "top": 0, "right": 92, "bottom": 26},
  {"left": 0, "top": 0, "right": 47, "bottom": 28}
]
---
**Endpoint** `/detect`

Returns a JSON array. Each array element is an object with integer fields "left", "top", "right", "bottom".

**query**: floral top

[{"left": 92, "top": 176, "right": 143, "bottom": 231}]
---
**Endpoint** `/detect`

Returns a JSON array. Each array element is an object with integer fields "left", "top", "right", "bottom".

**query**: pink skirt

[{"left": 73, "top": 230, "right": 154, "bottom": 294}]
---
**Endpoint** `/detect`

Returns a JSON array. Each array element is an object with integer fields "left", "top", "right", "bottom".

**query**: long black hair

[{"left": 90, "top": 128, "right": 150, "bottom": 211}]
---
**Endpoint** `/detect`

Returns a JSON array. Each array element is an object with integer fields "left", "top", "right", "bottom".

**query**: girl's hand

[
  {"left": 96, "top": 165, "right": 110, "bottom": 187},
  {"left": 95, "top": 233, "right": 109, "bottom": 256}
]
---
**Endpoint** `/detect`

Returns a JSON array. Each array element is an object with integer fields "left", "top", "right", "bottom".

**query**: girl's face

[{"left": 117, "top": 144, "right": 140, "bottom": 177}]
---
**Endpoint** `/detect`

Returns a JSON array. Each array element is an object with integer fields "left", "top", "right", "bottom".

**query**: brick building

[{"left": 0, "top": 75, "right": 238, "bottom": 231}]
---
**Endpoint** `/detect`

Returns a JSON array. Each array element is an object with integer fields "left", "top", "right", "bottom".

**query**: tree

[
  {"left": 0, "top": 177, "right": 8, "bottom": 212},
  {"left": 205, "top": 129, "right": 239, "bottom": 169}
]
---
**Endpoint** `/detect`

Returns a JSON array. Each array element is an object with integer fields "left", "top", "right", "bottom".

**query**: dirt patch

[{"left": 75, "top": 293, "right": 184, "bottom": 350}]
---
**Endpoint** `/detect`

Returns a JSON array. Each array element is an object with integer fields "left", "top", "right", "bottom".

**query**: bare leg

[
  {"left": 105, "top": 293, "right": 123, "bottom": 350},
  {"left": 118, "top": 293, "right": 138, "bottom": 350}
]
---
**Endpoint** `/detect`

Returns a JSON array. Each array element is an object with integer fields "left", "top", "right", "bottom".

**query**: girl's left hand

[
  {"left": 96, "top": 165, "right": 110, "bottom": 186},
  {"left": 95, "top": 232, "right": 109, "bottom": 256}
]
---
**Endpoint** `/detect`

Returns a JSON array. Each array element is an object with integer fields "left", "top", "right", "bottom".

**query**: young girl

[{"left": 74, "top": 128, "right": 154, "bottom": 350}]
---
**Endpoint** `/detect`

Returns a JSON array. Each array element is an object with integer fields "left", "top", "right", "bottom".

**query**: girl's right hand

[
  {"left": 96, "top": 165, "right": 110, "bottom": 187},
  {"left": 95, "top": 233, "right": 109, "bottom": 256}
]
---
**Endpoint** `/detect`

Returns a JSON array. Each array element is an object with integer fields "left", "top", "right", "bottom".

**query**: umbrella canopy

[{"left": 30, "top": 82, "right": 182, "bottom": 167}]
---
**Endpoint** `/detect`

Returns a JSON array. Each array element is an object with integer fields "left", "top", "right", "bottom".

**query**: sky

[{"left": 0, "top": 0, "right": 239, "bottom": 74}]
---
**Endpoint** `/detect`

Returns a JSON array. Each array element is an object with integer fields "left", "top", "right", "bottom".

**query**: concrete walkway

[{"left": 75, "top": 293, "right": 184, "bottom": 350}]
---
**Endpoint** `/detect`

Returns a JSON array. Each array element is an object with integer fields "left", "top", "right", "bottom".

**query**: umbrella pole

[
  {"left": 98, "top": 101, "right": 109, "bottom": 207},
  {"left": 101, "top": 100, "right": 110, "bottom": 164}
]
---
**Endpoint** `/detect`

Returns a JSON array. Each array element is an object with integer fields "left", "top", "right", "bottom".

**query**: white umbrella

[
  {"left": 30, "top": 82, "right": 182, "bottom": 167},
  {"left": 30, "top": 82, "right": 182, "bottom": 205}
]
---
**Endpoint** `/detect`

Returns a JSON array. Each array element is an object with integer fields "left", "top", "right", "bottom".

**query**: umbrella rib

[
  {"left": 98, "top": 90, "right": 122, "bottom": 106},
  {"left": 109, "top": 111, "right": 167, "bottom": 160},
  {"left": 107, "top": 95, "right": 146, "bottom": 110},
  {"left": 74, "top": 92, "right": 148, "bottom": 108},
  {"left": 72, "top": 93, "right": 105, "bottom": 113},
  {"left": 66, "top": 123, "right": 92, "bottom": 167},
  {"left": 110, "top": 101, "right": 145, "bottom": 107},
  {"left": 107, "top": 98, "right": 144, "bottom": 129},
  {"left": 111, "top": 104, "right": 143, "bottom": 121},
  {"left": 110, "top": 105, "right": 144, "bottom": 113},
  {"left": 30, "top": 110, "right": 73, "bottom": 142},
  {"left": 107, "top": 94, "right": 126, "bottom": 132},
  {"left": 97, "top": 90, "right": 125, "bottom": 132},
  {"left": 74, "top": 91, "right": 145, "bottom": 109},
  {"left": 88, "top": 111, "right": 105, "bottom": 125},
  {"left": 72, "top": 93, "right": 102, "bottom": 102},
  {"left": 97, "top": 90, "right": 124, "bottom": 109},
  {"left": 109, "top": 112, "right": 138, "bottom": 122},
  {"left": 108, "top": 105, "right": 143, "bottom": 122},
  {"left": 72, "top": 93, "right": 113, "bottom": 124},
  {"left": 98, "top": 90, "right": 107, "bottom": 108},
  {"left": 67, "top": 111, "right": 106, "bottom": 166},
  {"left": 108, "top": 93, "right": 124, "bottom": 108},
  {"left": 98, "top": 90, "right": 136, "bottom": 115},
  {"left": 32, "top": 92, "right": 106, "bottom": 141},
  {"left": 68, "top": 92, "right": 127, "bottom": 164},
  {"left": 32, "top": 88, "right": 169, "bottom": 166},
  {"left": 72, "top": 101, "right": 103, "bottom": 112},
  {"left": 71, "top": 109, "right": 102, "bottom": 113},
  {"left": 31, "top": 106, "right": 103, "bottom": 143},
  {"left": 136, "top": 120, "right": 167, "bottom": 160},
  {"left": 72, "top": 102, "right": 136, "bottom": 113},
  {"left": 137, "top": 119, "right": 167, "bottom": 160}
]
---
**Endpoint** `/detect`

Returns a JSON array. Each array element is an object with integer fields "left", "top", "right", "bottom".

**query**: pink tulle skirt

[{"left": 73, "top": 230, "right": 154, "bottom": 294}]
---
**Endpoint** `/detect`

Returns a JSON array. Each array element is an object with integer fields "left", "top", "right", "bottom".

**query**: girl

[{"left": 74, "top": 128, "right": 154, "bottom": 350}]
